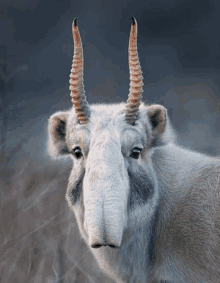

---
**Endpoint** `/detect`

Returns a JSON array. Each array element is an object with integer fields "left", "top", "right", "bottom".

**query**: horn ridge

[
  {"left": 125, "top": 17, "right": 144, "bottom": 125},
  {"left": 70, "top": 18, "right": 90, "bottom": 124}
]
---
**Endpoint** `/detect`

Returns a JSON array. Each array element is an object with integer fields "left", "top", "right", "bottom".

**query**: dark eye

[
  {"left": 130, "top": 147, "right": 142, "bottom": 160},
  {"left": 73, "top": 147, "right": 83, "bottom": 159}
]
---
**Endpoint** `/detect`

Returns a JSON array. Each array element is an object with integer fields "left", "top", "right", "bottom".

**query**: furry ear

[
  {"left": 147, "top": 104, "right": 167, "bottom": 145},
  {"left": 48, "top": 111, "right": 69, "bottom": 158}
]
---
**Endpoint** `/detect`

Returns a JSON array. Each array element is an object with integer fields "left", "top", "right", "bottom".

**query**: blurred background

[{"left": 1, "top": 0, "right": 220, "bottom": 282}]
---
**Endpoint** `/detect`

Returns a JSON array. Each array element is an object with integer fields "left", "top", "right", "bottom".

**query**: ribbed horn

[
  {"left": 70, "top": 18, "right": 90, "bottom": 124},
  {"left": 125, "top": 17, "right": 144, "bottom": 125}
]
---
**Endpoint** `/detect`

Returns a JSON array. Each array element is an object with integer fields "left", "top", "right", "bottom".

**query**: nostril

[
  {"left": 91, "top": 243, "right": 103, "bottom": 249},
  {"left": 108, "top": 244, "right": 119, "bottom": 249},
  {"left": 91, "top": 243, "right": 120, "bottom": 249}
]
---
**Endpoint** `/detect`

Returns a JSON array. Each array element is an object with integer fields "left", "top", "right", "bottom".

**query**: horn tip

[
  {"left": 73, "top": 17, "right": 77, "bottom": 27},
  {"left": 131, "top": 16, "right": 136, "bottom": 26}
]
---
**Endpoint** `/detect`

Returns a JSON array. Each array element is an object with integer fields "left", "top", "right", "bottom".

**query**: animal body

[{"left": 48, "top": 17, "right": 220, "bottom": 282}]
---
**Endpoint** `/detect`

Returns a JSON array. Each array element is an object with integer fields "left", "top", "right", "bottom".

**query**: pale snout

[
  {"left": 84, "top": 197, "right": 126, "bottom": 249},
  {"left": 83, "top": 132, "right": 129, "bottom": 249},
  {"left": 83, "top": 169, "right": 128, "bottom": 249}
]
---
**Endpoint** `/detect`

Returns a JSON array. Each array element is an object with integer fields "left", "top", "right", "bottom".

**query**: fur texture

[{"left": 47, "top": 102, "right": 220, "bottom": 282}]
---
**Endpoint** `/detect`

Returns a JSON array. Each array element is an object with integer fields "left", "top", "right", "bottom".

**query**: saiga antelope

[{"left": 48, "top": 17, "right": 220, "bottom": 283}]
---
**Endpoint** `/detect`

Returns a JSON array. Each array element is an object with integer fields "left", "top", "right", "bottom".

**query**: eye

[
  {"left": 129, "top": 147, "right": 142, "bottom": 160},
  {"left": 73, "top": 147, "right": 83, "bottom": 159}
]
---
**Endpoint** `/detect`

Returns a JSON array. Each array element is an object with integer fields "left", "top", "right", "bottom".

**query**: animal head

[{"left": 48, "top": 17, "right": 173, "bottom": 249}]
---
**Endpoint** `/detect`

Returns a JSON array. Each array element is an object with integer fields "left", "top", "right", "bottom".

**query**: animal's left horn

[
  {"left": 70, "top": 18, "right": 90, "bottom": 124},
  {"left": 125, "top": 17, "right": 144, "bottom": 125}
]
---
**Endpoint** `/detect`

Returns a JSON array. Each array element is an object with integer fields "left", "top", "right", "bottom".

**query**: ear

[
  {"left": 48, "top": 111, "right": 69, "bottom": 158},
  {"left": 147, "top": 104, "right": 167, "bottom": 144}
]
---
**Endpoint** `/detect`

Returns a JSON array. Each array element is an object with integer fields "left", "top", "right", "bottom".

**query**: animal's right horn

[
  {"left": 70, "top": 18, "right": 90, "bottom": 124},
  {"left": 125, "top": 17, "right": 144, "bottom": 125}
]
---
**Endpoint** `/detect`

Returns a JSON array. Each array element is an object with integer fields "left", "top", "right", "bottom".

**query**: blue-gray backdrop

[{"left": 1, "top": 0, "right": 220, "bottom": 282}]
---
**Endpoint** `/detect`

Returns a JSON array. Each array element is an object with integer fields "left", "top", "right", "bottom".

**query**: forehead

[
  {"left": 91, "top": 104, "right": 147, "bottom": 141},
  {"left": 68, "top": 103, "right": 148, "bottom": 148}
]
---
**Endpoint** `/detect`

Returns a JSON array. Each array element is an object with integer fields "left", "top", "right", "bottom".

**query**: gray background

[{"left": 1, "top": 0, "right": 220, "bottom": 282}]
